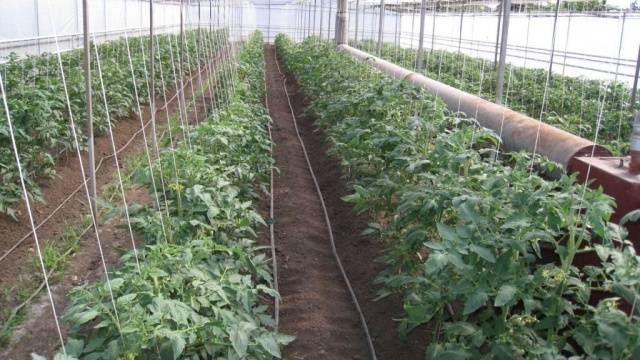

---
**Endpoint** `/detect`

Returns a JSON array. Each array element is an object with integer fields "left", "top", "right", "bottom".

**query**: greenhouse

[{"left": 0, "top": 0, "right": 639, "bottom": 358}]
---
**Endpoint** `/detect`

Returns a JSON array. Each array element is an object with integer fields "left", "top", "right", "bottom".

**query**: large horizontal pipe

[{"left": 338, "top": 44, "right": 611, "bottom": 168}]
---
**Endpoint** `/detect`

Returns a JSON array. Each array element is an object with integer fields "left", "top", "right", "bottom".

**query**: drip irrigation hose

[{"left": 272, "top": 47, "right": 378, "bottom": 360}]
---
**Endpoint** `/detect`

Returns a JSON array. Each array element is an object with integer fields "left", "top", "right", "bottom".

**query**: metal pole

[
  {"left": 546, "top": 0, "right": 561, "bottom": 81},
  {"left": 457, "top": 1, "right": 464, "bottom": 53},
  {"left": 268, "top": 0, "right": 271, "bottom": 41},
  {"left": 430, "top": 2, "right": 436, "bottom": 54},
  {"left": 630, "top": 45, "right": 640, "bottom": 110},
  {"left": 631, "top": 112, "right": 640, "bottom": 174},
  {"left": 493, "top": 0, "right": 502, "bottom": 66},
  {"left": 150, "top": 0, "right": 158, "bottom": 155},
  {"left": 302, "top": 2, "right": 306, "bottom": 39},
  {"left": 320, "top": 0, "right": 325, "bottom": 40},
  {"left": 103, "top": 0, "right": 107, "bottom": 41},
  {"left": 313, "top": 0, "right": 317, "bottom": 36},
  {"left": 35, "top": 0, "right": 40, "bottom": 53},
  {"left": 495, "top": 0, "right": 511, "bottom": 104},
  {"left": 82, "top": 0, "right": 97, "bottom": 218},
  {"left": 376, "top": 0, "right": 385, "bottom": 55},
  {"left": 354, "top": 0, "right": 359, "bottom": 42},
  {"left": 328, "top": 0, "right": 332, "bottom": 40},
  {"left": 416, "top": 0, "right": 427, "bottom": 71}
]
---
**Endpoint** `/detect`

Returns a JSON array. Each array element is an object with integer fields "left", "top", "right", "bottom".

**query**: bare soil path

[
  {"left": 266, "top": 45, "right": 426, "bottom": 360},
  {"left": 265, "top": 46, "right": 371, "bottom": 359}
]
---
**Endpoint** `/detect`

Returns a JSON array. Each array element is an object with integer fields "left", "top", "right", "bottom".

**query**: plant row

[
  {"left": 353, "top": 39, "right": 638, "bottom": 156},
  {"left": 0, "top": 29, "right": 227, "bottom": 220},
  {"left": 45, "top": 32, "right": 291, "bottom": 359},
  {"left": 277, "top": 34, "right": 640, "bottom": 358}
]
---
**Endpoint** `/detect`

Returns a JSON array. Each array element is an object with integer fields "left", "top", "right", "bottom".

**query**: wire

[
  {"left": 272, "top": 46, "right": 378, "bottom": 360},
  {"left": 92, "top": 34, "right": 142, "bottom": 274}
]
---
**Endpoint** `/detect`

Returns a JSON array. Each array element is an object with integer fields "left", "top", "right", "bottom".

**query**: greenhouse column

[
  {"left": 546, "top": 0, "right": 561, "bottom": 81},
  {"left": 320, "top": 0, "right": 324, "bottom": 40},
  {"left": 336, "top": 0, "right": 348, "bottom": 44},
  {"left": 376, "top": 0, "right": 385, "bottom": 55},
  {"left": 631, "top": 45, "right": 640, "bottom": 111},
  {"left": 82, "top": 0, "right": 97, "bottom": 218},
  {"left": 493, "top": 0, "right": 502, "bottom": 66},
  {"left": 354, "top": 0, "right": 359, "bottom": 42},
  {"left": 150, "top": 0, "right": 158, "bottom": 156},
  {"left": 495, "top": 0, "right": 511, "bottom": 105},
  {"left": 416, "top": 0, "right": 427, "bottom": 72}
]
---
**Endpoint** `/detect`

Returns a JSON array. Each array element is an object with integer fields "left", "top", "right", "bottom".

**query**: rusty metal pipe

[{"left": 337, "top": 44, "right": 611, "bottom": 169}]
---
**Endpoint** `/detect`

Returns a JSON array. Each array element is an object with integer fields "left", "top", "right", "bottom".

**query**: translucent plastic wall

[{"left": 0, "top": 0, "right": 257, "bottom": 59}]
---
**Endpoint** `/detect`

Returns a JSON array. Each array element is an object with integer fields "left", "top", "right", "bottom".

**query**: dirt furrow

[
  {"left": 265, "top": 46, "right": 371, "bottom": 359},
  {"left": 267, "top": 44, "right": 428, "bottom": 360}
]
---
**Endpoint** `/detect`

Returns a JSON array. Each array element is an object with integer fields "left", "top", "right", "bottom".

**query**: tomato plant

[
  {"left": 0, "top": 29, "right": 228, "bottom": 220},
  {"left": 46, "top": 32, "right": 291, "bottom": 360},
  {"left": 277, "top": 35, "right": 640, "bottom": 358},
  {"left": 354, "top": 40, "right": 638, "bottom": 156}
]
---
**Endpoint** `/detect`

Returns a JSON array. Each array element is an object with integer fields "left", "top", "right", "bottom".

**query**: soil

[
  {"left": 0, "top": 51, "right": 224, "bottom": 359},
  {"left": 266, "top": 45, "right": 428, "bottom": 359}
]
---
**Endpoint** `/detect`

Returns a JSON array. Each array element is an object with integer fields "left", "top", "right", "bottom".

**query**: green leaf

[
  {"left": 425, "top": 252, "right": 448, "bottom": 274},
  {"left": 620, "top": 209, "right": 640, "bottom": 226},
  {"left": 257, "top": 334, "right": 282, "bottom": 358},
  {"left": 65, "top": 338, "right": 84, "bottom": 357},
  {"left": 161, "top": 333, "right": 186, "bottom": 360},
  {"left": 229, "top": 323, "right": 250, "bottom": 357},
  {"left": 469, "top": 244, "right": 495, "bottom": 263},
  {"left": 463, "top": 291, "right": 487, "bottom": 315},
  {"left": 437, "top": 223, "right": 459, "bottom": 242},
  {"left": 494, "top": 285, "right": 517, "bottom": 307},
  {"left": 444, "top": 322, "right": 478, "bottom": 336},
  {"left": 70, "top": 309, "right": 100, "bottom": 326}
]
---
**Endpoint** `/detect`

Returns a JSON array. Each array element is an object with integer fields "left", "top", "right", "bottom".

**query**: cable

[{"left": 272, "top": 46, "right": 378, "bottom": 360}]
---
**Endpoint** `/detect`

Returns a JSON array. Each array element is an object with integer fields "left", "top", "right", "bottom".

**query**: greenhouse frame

[{"left": 0, "top": 0, "right": 639, "bottom": 358}]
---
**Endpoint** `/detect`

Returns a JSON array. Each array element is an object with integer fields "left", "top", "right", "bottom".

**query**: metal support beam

[
  {"left": 376, "top": 0, "right": 385, "bottom": 55},
  {"left": 415, "top": 0, "right": 427, "bottom": 72},
  {"left": 320, "top": 0, "right": 325, "bottom": 40},
  {"left": 354, "top": 0, "right": 359, "bottom": 42},
  {"left": 150, "top": 0, "right": 158, "bottom": 158},
  {"left": 457, "top": 1, "right": 464, "bottom": 53},
  {"left": 338, "top": 44, "right": 611, "bottom": 168},
  {"left": 493, "top": 0, "right": 502, "bottom": 66},
  {"left": 631, "top": 112, "right": 640, "bottom": 174},
  {"left": 631, "top": 45, "right": 640, "bottom": 111},
  {"left": 546, "top": 0, "right": 561, "bottom": 81},
  {"left": 327, "top": 0, "right": 336, "bottom": 44},
  {"left": 495, "top": 0, "right": 511, "bottom": 105},
  {"left": 82, "top": 0, "right": 97, "bottom": 218},
  {"left": 313, "top": 0, "right": 317, "bottom": 37}
]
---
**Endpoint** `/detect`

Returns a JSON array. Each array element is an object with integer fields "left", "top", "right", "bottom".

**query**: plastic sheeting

[{"left": 0, "top": 0, "right": 257, "bottom": 58}]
